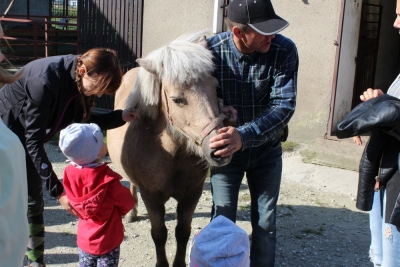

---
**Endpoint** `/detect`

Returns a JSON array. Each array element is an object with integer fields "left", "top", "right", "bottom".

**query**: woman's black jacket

[
  {"left": 335, "top": 94, "right": 400, "bottom": 227},
  {"left": 0, "top": 55, "right": 125, "bottom": 198}
]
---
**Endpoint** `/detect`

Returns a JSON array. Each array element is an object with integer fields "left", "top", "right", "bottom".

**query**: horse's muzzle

[{"left": 204, "top": 144, "right": 232, "bottom": 167}]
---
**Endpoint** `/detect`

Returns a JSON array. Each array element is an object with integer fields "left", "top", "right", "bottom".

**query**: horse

[{"left": 107, "top": 31, "right": 233, "bottom": 267}]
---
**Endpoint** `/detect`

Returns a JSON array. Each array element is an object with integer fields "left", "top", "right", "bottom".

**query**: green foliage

[
  {"left": 301, "top": 226, "right": 324, "bottom": 235},
  {"left": 299, "top": 149, "right": 318, "bottom": 163},
  {"left": 281, "top": 140, "right": 299, "bottom": 152}
]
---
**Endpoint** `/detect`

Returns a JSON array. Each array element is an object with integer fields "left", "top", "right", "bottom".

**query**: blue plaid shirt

[{"left": 207, "top": 31, "right": 299, "bottom": 150}]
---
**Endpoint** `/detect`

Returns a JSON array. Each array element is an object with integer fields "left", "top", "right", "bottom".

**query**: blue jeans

[
  {"left": 370, "top": 190, "right": 400, "bottom": 267},
  {"left": 210, "top": 139, "right": 282, "bottom": 267}
]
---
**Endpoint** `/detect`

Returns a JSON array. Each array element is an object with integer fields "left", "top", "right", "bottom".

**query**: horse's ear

[
  {"left": 136, "top": 58, "right": 158, "bottom": 75},
  {"left": 197, "top": 35, "right": 209, "bottom": 49}
]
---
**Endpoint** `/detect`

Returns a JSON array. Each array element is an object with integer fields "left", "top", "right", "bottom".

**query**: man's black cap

[{"left": 228, "top": 0, "right": 289, "bottom": 35}]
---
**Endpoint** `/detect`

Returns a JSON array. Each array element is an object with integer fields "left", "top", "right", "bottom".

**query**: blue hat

[
  {"left": 59, "top": 123, "right": 103, "bottom": 165},
  {"left": 189, "top": 215, "right": 250, "bottom": 267}
]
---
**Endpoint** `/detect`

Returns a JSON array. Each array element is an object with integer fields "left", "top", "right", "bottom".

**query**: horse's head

[{"left": 126, "top": 31, "right": 232, "bottom": 167}]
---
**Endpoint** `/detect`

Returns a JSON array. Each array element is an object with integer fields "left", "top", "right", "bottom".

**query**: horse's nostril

[
  {"left": 210, "top": 145, "right": 227, "bottom": 160},
  {"left": 211, "top": 153, "right": 222, "bottom": 161}
]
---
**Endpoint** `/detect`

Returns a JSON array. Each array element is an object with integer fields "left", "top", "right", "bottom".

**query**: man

[{"left": 207, "top": 0, "right": 298, "bottom": 266}]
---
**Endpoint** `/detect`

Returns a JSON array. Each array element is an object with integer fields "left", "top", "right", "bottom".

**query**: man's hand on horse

[
  {"left": 221, "top": 106, "right": 238, "bottom": 127},
  {"left": 122, "top": 107, "right": 139, "bottom": 122},
  {"left": 210, "top": 126, "right": 242, "bottom": 157}
]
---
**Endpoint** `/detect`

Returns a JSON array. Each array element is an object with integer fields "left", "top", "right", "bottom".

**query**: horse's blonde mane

[{"left": 125, "top": 30, "right": 214, "bottom": 119}]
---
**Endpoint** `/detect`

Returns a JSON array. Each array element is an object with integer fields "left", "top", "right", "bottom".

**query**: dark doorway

[{"left": 351, "top": 3, "right": 382, "bottom": 108}]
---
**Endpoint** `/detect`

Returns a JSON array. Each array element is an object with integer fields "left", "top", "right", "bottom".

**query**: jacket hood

[{"left": 63, "top": 163, "right": 121, "bottom": 220}]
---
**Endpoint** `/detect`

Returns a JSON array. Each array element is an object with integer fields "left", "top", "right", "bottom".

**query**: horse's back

[{"left": 114, "top": 67, "right": 140, "bottom": 109}]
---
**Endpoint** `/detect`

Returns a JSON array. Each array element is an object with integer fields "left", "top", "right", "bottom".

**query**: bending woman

[{"left": 0, "top": 48, "right": 136, "bottom": 267}]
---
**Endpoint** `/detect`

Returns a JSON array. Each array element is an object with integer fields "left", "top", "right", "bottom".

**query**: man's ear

[{"left": 232, "top": 26, "right": 244, "bottom": 39}]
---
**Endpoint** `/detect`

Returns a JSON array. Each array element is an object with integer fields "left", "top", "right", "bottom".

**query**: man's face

[
  {"left": 240, "top": 27, "right": 275, "bottom": 54},
  {"left": 395, "top": 0, "right": 400, "bottom": 29}
]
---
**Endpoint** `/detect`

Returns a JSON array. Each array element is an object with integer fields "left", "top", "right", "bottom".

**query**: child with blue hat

[{"left": 59, "top": 123, "right": 134, "bottom": 266}]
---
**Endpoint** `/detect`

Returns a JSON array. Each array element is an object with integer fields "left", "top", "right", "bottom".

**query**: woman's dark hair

[{"left": 75, "top": 48, "right": 123, "bottom": 120}]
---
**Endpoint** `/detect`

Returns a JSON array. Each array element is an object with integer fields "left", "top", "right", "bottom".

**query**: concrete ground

[{"left": 293, "top": 136, "right": 366, "bottom": 172}]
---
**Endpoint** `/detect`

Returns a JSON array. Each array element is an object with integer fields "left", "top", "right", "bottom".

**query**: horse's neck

[{"left": 139, "top": 112, "right": 186, "bottom": 155}]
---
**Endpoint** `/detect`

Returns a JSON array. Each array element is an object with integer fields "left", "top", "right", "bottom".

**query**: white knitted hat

[{"left": 59, "top": 123, "right": 103, "bottom": 165}]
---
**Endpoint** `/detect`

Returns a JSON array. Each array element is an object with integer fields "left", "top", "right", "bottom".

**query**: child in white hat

[
  {"left": 59, "top": 123, "right": 134, "bottom": 266},
  {"left": 189, "top": 215, "right": 250, "bottom": 267}
]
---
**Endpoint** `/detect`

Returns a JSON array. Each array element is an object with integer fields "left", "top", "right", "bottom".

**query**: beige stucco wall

[
  {"left": 142, "top": 0, "right": 215, "bottom": 57},
  {"left": 272, "top": 1, "right": 342, "bottom": 142},
  {"left": 141, "top": 0, "right": 343, "bottom": 144}
]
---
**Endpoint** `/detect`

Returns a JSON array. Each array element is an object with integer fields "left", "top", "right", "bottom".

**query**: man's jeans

[
  {"left": 370, "top": 190, "right": 400, "bottom": 267},
  {"left": 210, "top": 139, "right": 282, "bottom": 267}
]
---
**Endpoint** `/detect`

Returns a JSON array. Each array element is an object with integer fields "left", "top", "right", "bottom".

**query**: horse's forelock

[
  {"left": 163, "top": 41, "right": 214, "bottom": 86},
  {"left": 126, "top": 30, "right": 214, "bottom": 120},
  {"left": 125, "top": 68, "right": 160, "bottom": 120}
]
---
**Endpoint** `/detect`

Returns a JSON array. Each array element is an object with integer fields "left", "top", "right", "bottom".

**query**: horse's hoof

[
  {"left": 125, "top": 215, "right": 137, "bottom": 223},
  {"left": 125, "top": 209, "right": 138, "bottom": 222}
]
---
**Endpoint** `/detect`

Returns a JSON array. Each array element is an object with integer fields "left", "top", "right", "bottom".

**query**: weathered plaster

[
  {"left": 142, "top": 0, "right": 214, "bottom": 57},
  {"left": 272, "top": 0, "right": 342, "bottom": 142}
]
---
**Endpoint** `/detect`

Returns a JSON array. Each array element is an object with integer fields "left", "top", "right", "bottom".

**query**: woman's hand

[
  {"left": 360, "top": 88, "right": 384, "bottom": 102},
  {"left": 58, "top": 193, "right": 78, "bottom": 217},
  {"left": 353, "top": 135, "right": 362, "bottom": 146},
  {"left": 122, "top": 108, "right": 139, "bottom": 122}
]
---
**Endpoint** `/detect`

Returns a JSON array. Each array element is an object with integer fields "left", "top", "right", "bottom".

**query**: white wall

[{"left": 272, "top": 0, "right": 342, "bottom": 141}]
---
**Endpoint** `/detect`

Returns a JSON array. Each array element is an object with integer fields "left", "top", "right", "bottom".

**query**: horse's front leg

[
  {"left": 173, "top": 184, "right": 204, "bottom": 267},
  {"left": 141, "top": 191, "right": 169, "bottom": 267},
  {"left": 125, "top": 182, "right": 138, "bottom": 222}
]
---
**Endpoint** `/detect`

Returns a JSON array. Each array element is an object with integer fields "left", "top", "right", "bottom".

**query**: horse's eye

[{"left": 172, "top": 98, "right": 184, "bottom": 105}]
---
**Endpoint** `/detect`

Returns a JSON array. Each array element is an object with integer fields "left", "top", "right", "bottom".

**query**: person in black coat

[
  {"left": 0, "top": 48, "right": 137, "bottom": 267},
  {"left": 335, "top": 2, "right": 400, "bottom": 262}
]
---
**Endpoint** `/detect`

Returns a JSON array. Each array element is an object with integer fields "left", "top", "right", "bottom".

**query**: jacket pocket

[{"left": 255, "top": 78, "right": 271, "bottom": 102}]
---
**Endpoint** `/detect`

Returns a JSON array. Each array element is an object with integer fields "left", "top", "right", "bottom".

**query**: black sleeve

[
  {"left": 356, "top": 130, "right": 385, "bottom": 211},
  {"left": 335, "top": 94, "right": 400, "bottom": 139},
  {"left": 23, "top": 78, "right": 64, "bottom": 197},
  {"left": 88, "top": 109, "right": 125, "bottom": 130}
]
